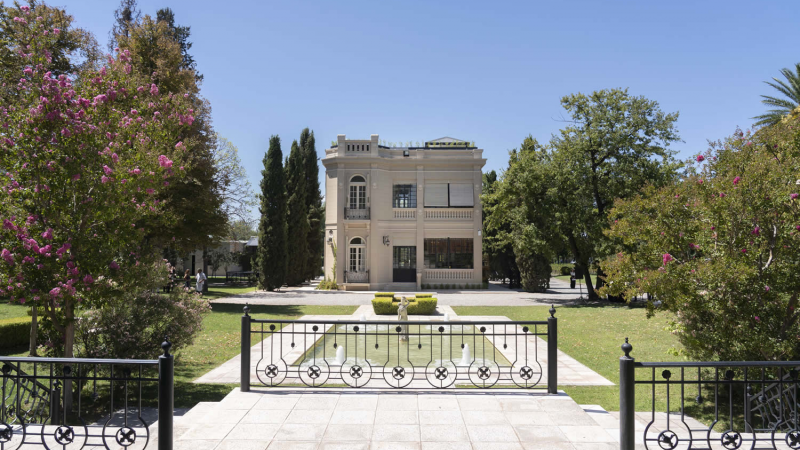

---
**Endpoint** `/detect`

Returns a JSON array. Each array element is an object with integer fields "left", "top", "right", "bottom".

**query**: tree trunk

[
  {"left": 29, "top": 306, "right": 38, "bottom": 356},
  {"left": 582, "top": 267, "right": 597, "bottom": 300}
]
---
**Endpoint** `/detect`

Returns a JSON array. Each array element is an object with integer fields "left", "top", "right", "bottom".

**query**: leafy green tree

[
  {"left": 497, "top": 89, "right": 681, "bottom": 299},
  {"left": 482, "top": 170, "right": 520, "bottom": 287},
  {"left": 108, "top": 0, "right": 140, "bottom": 51},
  {"left": 301, "top": 128, "right": 324, "bottom": 280},
  {"left": 256, "top": 136, "right": 287, "bottom": 291},
  {"left": 228, "top": 219, "right": 256, "bottom": 241},
  {"left": 753, "top": 63, "right": 800, "bottom": 127},
  {"left": 602, "top": 117, "right": 800, "bottom": 361},
  {"left": 285, "top": 140, "right": 309, "bottom": 286}
]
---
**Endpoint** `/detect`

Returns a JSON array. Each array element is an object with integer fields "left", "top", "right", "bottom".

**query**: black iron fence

[
  {"left": 619, "top": 338, "right": 800, "bottom": 450},
  {"left": 0, "top": 341, "right": 173, "bottom": 450},
  {"left": 240, "top": 305, "right": 558, "bottom": 392}
]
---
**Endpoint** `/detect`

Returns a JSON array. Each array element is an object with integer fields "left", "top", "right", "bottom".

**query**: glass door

[{"left": 393, "top": 246, "right": 416, "bottom": 282}]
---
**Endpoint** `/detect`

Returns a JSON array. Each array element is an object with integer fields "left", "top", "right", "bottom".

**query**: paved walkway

[
  {"left": 170, "top": 389, "right": 622, "bottom": 450},
  {"left": 195, "top": 305, "right": 612, "bottom": 387},
  {"left": 211, "top": 279, "right": 586, "bottom": 307}
]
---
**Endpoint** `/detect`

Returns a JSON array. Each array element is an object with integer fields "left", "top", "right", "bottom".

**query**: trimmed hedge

[
  {"left": 0, "top": 316, "right": 31, "bottom": 349},
  {"left": 374, "top": 292, "right": 395, "bottom": 297},
  {"left": 414, "top": 293, "right": 433, "bottom": 298},
  {"left": 371, "top": 297, "right": 438, "bottom": 315}
]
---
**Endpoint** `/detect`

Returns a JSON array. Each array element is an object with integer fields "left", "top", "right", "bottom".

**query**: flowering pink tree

[
  {"left": 0, "top": 6, "right": 195, "bottom": 358},
  {"left": 602, "top": 117, "right": 800, "bottom": 361}
]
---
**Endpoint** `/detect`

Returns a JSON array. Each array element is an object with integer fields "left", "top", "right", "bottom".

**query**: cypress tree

[
  {"left": 256, "top": 136, "right": 287, "bottom": 291},
  {"left": 284, "top": 140, "right": 309, "bottom": 286},
  {"left": 301, "top": 129, "right": 324, "bottom": 280}
]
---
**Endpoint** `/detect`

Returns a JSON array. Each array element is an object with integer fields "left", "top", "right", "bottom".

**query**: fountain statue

[
  {"left": 397, "top": 296, "right": 410, "bottom": 341},
  {"left": 335, "top": 345, "right": 345, "bottom": 365},
  {"left": 459, "top": 344, "right": 471, "bottom": 366}
]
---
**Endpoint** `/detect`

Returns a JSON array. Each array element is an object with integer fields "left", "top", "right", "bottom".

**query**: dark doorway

[
  {"left": 393, "top": 246, "right": 416, "bottom": 282},
  {"left": 191, "top": 254, "right": 196, "bottom": 274}
]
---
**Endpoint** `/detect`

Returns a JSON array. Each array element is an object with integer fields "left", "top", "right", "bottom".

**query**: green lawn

[
  {"left": 0, "top": 301, "right": 28, "bottom": 320},
  {"left": 203, "top": 284, "right": 257, "bottom": 300},
  {"left": 453, "top": 304, "right": 692, "bottom": 415}
]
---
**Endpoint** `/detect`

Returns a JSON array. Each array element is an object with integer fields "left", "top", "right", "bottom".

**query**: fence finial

[
  {"left": 162, "top": 336, "right": 172, "bottom": 356},
  {"left": 622, "top": 337, "right": 632, "bottom": 357},
  {"left": 243, "top": 304, "right": 250, "bottom": 316},
  {"left": 549, "top": 305, "right": 556, "bottom": 318}
]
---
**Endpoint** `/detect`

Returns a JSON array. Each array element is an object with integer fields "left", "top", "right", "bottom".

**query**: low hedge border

[
  {"left": 371, "top": 297, "right": 438, "bottom": 315},
  {"left": 374, "top": 292, "right": 395, "bottom": 297},
  {"left": 0, "top": 316, "right": 31, "bottom": 349}
]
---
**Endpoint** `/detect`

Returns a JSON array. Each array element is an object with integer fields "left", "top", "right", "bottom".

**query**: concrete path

[{"left": 211, "top": 279, "right": 586, "bottom": 307}]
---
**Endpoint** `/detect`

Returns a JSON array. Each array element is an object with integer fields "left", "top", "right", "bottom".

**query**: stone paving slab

[{"left": 169, "top": 389, "right": 620, "bottom": 450}]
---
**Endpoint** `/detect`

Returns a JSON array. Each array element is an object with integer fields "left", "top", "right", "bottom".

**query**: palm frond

[{"left": 753, "top": 62, "right": 800, "bottom": 127}]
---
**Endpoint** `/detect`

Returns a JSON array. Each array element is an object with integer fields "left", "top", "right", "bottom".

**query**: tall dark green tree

[
  {"left": 301, "top": 129, "right": 324, "bottom": 280},
  {"left": 155, "top": 7, "right": 202, "bottom": 82},
  {"left": 256, "top": 136, "right": 288, "bottom": 291},
  {"left": 109, "top": 0, "right": 140, "bottom": 51},
  {"left": 285, "top": 140, "right": 310, "bottom": 286}
]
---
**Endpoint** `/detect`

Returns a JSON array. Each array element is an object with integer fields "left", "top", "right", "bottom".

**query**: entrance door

[{"left": 393, "top": 246, "right": 416, "bottom": 282}]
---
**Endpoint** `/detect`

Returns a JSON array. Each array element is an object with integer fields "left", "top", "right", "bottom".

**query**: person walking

[
  {"left": 196, "top": 269, "right": 207, "bottom": 295},
  {"left": 183, "top": 269, "right": 191, "bottom": 290},
  {"left": 569, "top": 268, "right": 576, "bottom": 289}
]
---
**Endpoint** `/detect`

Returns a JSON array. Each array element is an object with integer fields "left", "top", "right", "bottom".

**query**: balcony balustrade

[
  {"left": 424, "top": 208, "right": 473, "bottom": 220},
  {"left": 344, "top": 207, "right": 370, "bottom": 220}
]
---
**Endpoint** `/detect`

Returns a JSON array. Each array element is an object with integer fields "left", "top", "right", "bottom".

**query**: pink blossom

[
  {"left": 741, "top": 248, "right": 747, "bottom": 253},
  {"left": 53, "top": 28, "right": 60, "bottom": 34},
  {"left": 41, "top": 228, "right": 53, "bottom": 240},
  {"left": 82, "top": 274, "right": 94, "bottom": 285},
  {"left": 133, "top": 168, "right": 141, "bottom": 175},
  {"left": 112, "top": 153, "right": 119, "bottom": 163},
  {"left": 765, "top": 285, "right": 771, "bottom": 292},
  {"left": 1, "top": 249, "right": 13, "bottom": 266},
  {"left": 752, "top": 227, "right": 760, "bottom": 236},
  {"left": 733, "top": 176, "right": 740, "bottom": 185},
  {"left": 72, "top": 174, "right": 80, "bottom": 181},
  {"left": 149, "top": 84, "right": 159, "bottom": 96},
  {"left": 109, "top": 261, "right": 120, "bottom": 270},
  {"left": 175, "top": 142, "right": 184, "bottom": 150},
  {"left": 689, "top": 243, "right": 699, "bottom": 250},
  {"left": 101, "top": 175, "right": 110, "bottom": 184},
  {"left": 49, "top": 287, "right": 61, "bottom": 298},
  {"left": 158, "top": 155, "right": 173, "bottom": 168},
  {"left": 719, "top": 193, "right": 726, "bottom": 198},
  {"left": 755, "top": 316, "right": 760, "bottom": 322},
  {"left": 697, "top": 179, "right": 703, "bottom": 184},
  {"left": 792, "top": 193, "right": 799, "bottom": 200},
  {"left": 662, "top": 253, "right": 673, "bottom": 265},
  {"left": 103, "top": 165, "right": 113, "bottom": 175},
  {"left": 696, "top": 155, "right": 704, "bottom": 162}
]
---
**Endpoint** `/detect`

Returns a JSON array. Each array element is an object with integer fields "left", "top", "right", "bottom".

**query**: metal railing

[
  {"left": 619, "top": 338, "right": 800, "bottom": 450},
  {"left": 344, "top": 207, "right": 370, "bottom": 220},
  {"left": 344, "top": 270, "right": 369, "bottom": 283},
  {"left": 0, "top": 341, "right": 174, "bottom": 450},
  {"left": 240, "top": 305, "right": 558, "bottom": 392}
]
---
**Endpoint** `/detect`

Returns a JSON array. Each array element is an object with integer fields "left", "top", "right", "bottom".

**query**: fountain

[
  {"left": 335, "top": 345, "right": 345, "bottom": 365},
  {"left": 443, "top": 313, "right": 450, "bottom": 322},
  {"left": 397, "top": 296, "right": 410, "bottom": 341},
  {"left": 459, "top": 344, "right": 472, "bottom": 366}
]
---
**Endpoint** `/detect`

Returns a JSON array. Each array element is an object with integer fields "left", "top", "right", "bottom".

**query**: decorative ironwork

[
  {"left": 242, "top": 309, "right": 557, "bottom": 390},
  {"left": 0, "top": 343, "right": 172, "bottom": 450},
  {"left": 618, "top": 339, "right": 800, "bottom": 450},
  {"left": 344, "top": 270, "right": 369, "bottom": 283}
]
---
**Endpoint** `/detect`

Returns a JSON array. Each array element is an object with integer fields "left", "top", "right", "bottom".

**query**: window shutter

[
  {"left": 424, "top": 184, "right": 449, "bottom": 207},
  {"left": 448, "top": 183, "right": 474, "bottom": 207}
]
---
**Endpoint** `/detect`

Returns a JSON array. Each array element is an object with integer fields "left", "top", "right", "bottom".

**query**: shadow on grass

[{"left": 209, "top": 303, "right": 311, "bottom": 316}]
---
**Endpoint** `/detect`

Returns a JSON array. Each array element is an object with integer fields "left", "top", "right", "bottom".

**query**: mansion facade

[{"left": 323, "top": 134, "right": 486, "bottom": 290}]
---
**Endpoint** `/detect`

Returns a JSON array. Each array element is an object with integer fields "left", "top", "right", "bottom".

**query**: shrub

[
  {"left": 482, "top": 282, "right": 489, "bottom": 289},
  {"left": 560, "top": 266, "right": 573, "bottom": 276},
  {"left": 375, "top": 292, "right": 395, "bottom": 297},
  {"left": 415, "top": 293, "right": 433, "bottom": 298},
  {"left": 517, "top": 249, "right": 550, "bottom": 292},
  {"left": 317, "top": 278, "right": 339, "bottom": 290},
  {"left": 0, "top": 317, "right": 31, "bottom": 349},
  {"left": 371, "top": 296, "right": 438, "bottom": 315}
]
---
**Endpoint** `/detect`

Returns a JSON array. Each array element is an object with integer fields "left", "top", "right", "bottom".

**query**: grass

[
  {"left": 203, "top": 284, "right": 257, "bottom": 300},
  {"left": 0, "top": 301, "right": 28, "bottom": 320}
]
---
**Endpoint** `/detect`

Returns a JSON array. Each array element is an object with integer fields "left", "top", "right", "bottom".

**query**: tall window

[
  {"left": 393, "top": 184, "right": 417, "bottom": 208},
  {"left": 349, "top": 237, "right": 365, "bottom": 272},
  {"left": 424, "top": 238, "right": 473, "bottom": 269},
  {"left": 349, "top": 175, "right": 366, "bottom": 210}
]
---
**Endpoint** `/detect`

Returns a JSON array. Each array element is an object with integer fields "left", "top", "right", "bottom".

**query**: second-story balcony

[{"left": 344, "top": 207, "right": 370, "bottom": 220}]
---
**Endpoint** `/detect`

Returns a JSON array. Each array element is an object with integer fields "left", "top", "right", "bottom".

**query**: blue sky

[{"left": 64, "top": 0, "right": 798, "bottom": 219}]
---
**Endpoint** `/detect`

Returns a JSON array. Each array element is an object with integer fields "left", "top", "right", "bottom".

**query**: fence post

[
  {"left": 158, "top": 337, "right": 174, "bottom": 450},
  {"left": 241, "top": 305, "right": 251, "bottom": 392},
  {"left": 49, "top": 382, "right": 61, "bottom": 425},
  {"left": 620, "top": 338, "right": 635, "bottom": 450},
  {"left": 547, "top": 305, "right": 557, "bottom": 394}
]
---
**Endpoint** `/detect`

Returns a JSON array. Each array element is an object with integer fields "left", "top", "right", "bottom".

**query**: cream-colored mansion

[{"left": 323, "top": 135, "right": 486, "bottom": 291}]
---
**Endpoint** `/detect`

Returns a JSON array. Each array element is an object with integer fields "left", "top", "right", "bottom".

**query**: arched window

[
  {"left": 349, "top": 237, "right": 365, "bottom": 272},
  {"left": 349, "top": 176, "right": 367, "bottom": 210}
]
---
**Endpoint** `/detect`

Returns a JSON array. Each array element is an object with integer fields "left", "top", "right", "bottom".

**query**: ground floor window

[
  {"left": 424, "top": 238, "right": 473, "bottom": 269},
  {"left": 393, "top": 246, "right": 416, "bottom": 269}
]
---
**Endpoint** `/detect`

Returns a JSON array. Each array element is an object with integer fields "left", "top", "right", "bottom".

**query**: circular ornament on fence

[
  {"left": 720, "top": 430, "right": 742, "bottom": 449},
  {"left": 657, "top": 430, "right": 678, "bottom": 450},
  {"left": 341, "top": 361, "right": 372, "bottom": 388},
  {"left": 54, "top": 425, "right": 75, "bottom": 445},
  {"left": 298, "top": 360, "right": 330, "bottom": 387},
  {"left": 510, "top": 361, "right": 542, "bottom": 388},
  {"left": 115, "top": 427, "right": 137, "bottom": 447},
  {"left": 255, "top": 357, "right": 287, "bottom": 386},
  {"left": 425, "top": 361, "right": 457, "bottom": 388},
  {"left": 468, "top": 361, "right": 500, "bottom": 388},
  {"left": 786, "top": 430, "right": 800, "bottom": 449},
  {"left": 382, "top": 363, "right": 414, "bottom": 388},
  {"left": 0, "top": 424, "right": 13, "bottom": 443}
]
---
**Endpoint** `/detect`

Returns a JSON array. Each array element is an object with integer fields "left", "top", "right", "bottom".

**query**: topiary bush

[
  {"left": 371, "top": 296, "right": 438, "bottom": 315},
  {"left": 415, "top": 293, "right": 433, "bottom": 298},
  {"left": 560, "top": 265, "right": 573, "bottom": 276},
  {"left": 0, "top": 317, "right": 31, "bottom": 349}
]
